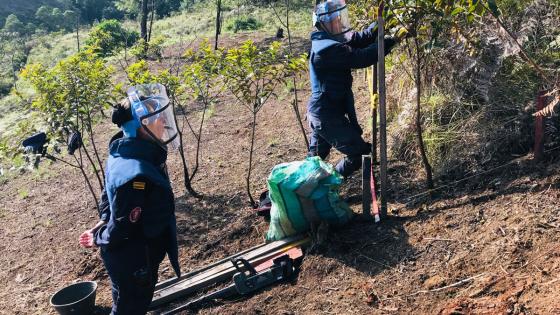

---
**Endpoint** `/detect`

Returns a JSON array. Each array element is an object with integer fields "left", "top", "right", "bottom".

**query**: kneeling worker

[
  {"left": 79, "top": 83, "right": 181, "bottom": 314},
  {"left": 307, "top": 0, "right": 397, "bottom": 178}
]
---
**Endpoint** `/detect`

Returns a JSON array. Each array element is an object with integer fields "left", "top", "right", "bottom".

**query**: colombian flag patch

[{"left": 132, "top": 181, "right": 146, "bottom": 190}]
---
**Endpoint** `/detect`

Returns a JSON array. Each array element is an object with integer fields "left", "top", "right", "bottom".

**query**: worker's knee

[
  {"left": 307, "top": 147, "right": 330, "bottom": 160},
  {"left": 335, "top": 154, "right": 363, "bottom": 178}
]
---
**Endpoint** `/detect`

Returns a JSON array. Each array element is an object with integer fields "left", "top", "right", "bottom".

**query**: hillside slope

[{"left": 0, "top": 33, "right": 559, "bottom": 315}]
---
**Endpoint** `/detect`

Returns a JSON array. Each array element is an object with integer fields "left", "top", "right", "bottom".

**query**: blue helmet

[
  {"left": 126, "top": 83, "right": 180, "bottom": 150},
  {"left": 313, "top": 0, "right": 353, "bottom": 41}
]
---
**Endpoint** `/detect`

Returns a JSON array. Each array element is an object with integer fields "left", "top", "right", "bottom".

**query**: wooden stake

[
  {"left": 534, "top": 90, "right": 546, "bottom": 161},
  {"left": 363, "top": 64, "right": 379, "bottom": 219},
  {"left": 362, "top": 155, "right": 372, "bottom": 218}
]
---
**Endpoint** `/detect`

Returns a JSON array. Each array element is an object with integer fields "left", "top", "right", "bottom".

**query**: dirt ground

[{"left": 1, "top": 35, "right": 559, "bottom": 315}]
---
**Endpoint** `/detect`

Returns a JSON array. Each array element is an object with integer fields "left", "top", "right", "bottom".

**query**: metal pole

[{"left": 377, "top": 1, "right": 388, "bottom": 218}]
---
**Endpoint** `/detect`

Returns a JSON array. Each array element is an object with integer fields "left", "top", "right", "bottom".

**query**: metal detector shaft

[
  {"left": 161, "top": 255, "right": 295, "bottom": 315},
  {"left": 154, "top": 241, "right": 269, "bottom": 291},
  {"left": 161, "top": 284, "right": 237, "bottom": 315}
]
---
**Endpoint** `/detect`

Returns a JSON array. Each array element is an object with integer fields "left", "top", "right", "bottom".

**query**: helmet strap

[{"left": 121, "top": 119, "right": 139, "bottom": 138}]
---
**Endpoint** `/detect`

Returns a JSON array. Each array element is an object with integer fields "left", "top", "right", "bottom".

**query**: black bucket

[{"left": 50, "top": 281, "right": 97, "bottom": 315}]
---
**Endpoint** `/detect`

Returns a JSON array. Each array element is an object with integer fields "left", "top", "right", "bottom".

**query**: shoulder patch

[
  {"left": 132, "top": 181, "right": 146, "bottom": 190},
  {"left": 129, "top": 207, "right": 142, "bottom": 223}
]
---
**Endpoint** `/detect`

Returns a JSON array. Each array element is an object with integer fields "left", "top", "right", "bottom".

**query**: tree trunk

[
  {"left": 81, "top": 143, "right": 104, "bottom": 191},
  {"left": 140, "top": 0, "right": 149, "bottom": 56},
  {"left": 214, "top": 0, "right": 222, "bottom": 50},
  {"left": 75, "top": 13, "right": 80, "bottom": 51},
  {"left": 414, "top": 37, "right": 434, "bottom": 190},
  {"left": 84, "top": 111, "right": 105, "bottom": 184},
  {"left": 246, "top": 110, "right": 257, "bottom": 207},
  {"left": 172, "top": 96, "right": 201, "bottom": 198},
  {"left": 189, "top": 97, "right": 209, "bottom": 181},
  {"left": 148, "top": 0, "right": 155, "bottom": 42},
  {"left": 74, "top": 151, "right": 99, "bottom": 211}
]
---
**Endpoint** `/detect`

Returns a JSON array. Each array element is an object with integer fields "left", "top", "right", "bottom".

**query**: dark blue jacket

[
  {"left": 308, "top": 23, "right": 392, "bottom": 118},
  {"left": 95, "top": 136, "right": 181, "bottom": 277}
]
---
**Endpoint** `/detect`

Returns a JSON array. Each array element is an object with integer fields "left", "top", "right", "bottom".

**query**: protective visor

[
  {"left": 127, "top": 84, "right": 180, "bottom": 150},
  {"left": 314, "top": 0, "right": 353, "bottom": 40}
]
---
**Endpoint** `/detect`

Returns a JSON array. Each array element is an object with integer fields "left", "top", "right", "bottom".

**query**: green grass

[
  {"left": 32, "top": 164, "right": 52, "bottom": 180},
  {"left": 0, "top": 29, "right": 88, "bottom": 142},
  {"left": 18, "top": 187, "right": 29, "bottom": 199},
  {"left": 268, "top": 137, "right": 280, "bottom": 147},
  {"left": 43, "top": 218, "right": 53, "bottom": 228},
  {"left": 147, "top": 0, "right": 310, "bottom": 48},
  {"left": 26, "top": 29, "right": 90, "bottom": 67}
]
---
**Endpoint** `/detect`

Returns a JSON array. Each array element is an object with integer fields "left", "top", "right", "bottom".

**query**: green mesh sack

[{"left": 265, "top": 156, "right": 353, "bottom": 241}]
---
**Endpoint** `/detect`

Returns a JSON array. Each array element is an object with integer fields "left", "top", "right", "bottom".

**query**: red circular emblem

[{"left": 129, "top": 207, "right": 142, "bottom": 223}]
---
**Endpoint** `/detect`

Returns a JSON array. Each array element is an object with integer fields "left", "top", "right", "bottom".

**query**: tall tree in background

[
  {"left": 140, "top": 0, "right": 148, "bottom": 42},
  {"left": 214, "top": 0, "right": 222, "bottom": 50},
  {"left": 3, "top": 14, "right": 25, "bottom": 35}
]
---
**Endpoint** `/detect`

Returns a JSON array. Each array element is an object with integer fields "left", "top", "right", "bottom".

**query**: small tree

[
  {"left": 222, "top": 40, "right": 306, "bottom": 206},
  {"left": 62, "top": 10, "right": 78, "bottom": 32},
  {"left": 86, "top": 19, "right": 139, "bottom": 57},
  {"left": 21, "top": 49, "right": 117, "bottom": 210},
  {"left": 158, "top": 69, "right": 203, "bottom": 198},
  {"left": 35, "top": 6, "right": 55, "bottom": 30},
  {"left": 182, "top": 41, "right": 224, "bottom": 181},
  {"left": 3, "top": 14, "right": 25, "bottom": 35}
]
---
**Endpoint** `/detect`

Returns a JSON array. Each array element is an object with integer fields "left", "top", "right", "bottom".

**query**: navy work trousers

[
  {"left": 100, "top": 237, "right": 166, "bottom": 315},
  {"left": 307, "top": 112, "right": 369, "bottom": 178}
]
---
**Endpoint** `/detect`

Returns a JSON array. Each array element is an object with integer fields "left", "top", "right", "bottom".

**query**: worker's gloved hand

[
  {"left": 384, "top": 36, "right": 397, "bottom": 54},
  {"left": 366, "top": 21, "right": 379, "bottom": 36},
  {"left": 362, "top": 142, "right": 372, "bottom": 155},
  {"left": 67, "top": 131, "right": 83, "bottom": 155}
]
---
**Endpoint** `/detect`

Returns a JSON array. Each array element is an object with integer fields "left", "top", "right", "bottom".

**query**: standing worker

[
  {"left": 307, "top": 0, "right": 397, "bottom": 178},
  {"left": 79, "top": 83, "right": 181, "bottom": 314}
]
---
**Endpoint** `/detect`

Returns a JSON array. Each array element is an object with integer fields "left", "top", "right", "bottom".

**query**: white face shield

[
  {"left": 313, "top": 0, "right": 353, "bottom": 42},
  {"left": 127, "top": 84, "right": 180, "bottom": 151}
]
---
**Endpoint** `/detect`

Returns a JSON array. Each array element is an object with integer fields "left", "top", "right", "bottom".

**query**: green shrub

[
  {"left": 3, "top": 14, "right": 25, "bottom": 34},
  {"left": 226, "top": 17, "right": 262, "bottom": 33},
  {"left": 85, "top": 19, "right": 138, "bottom": 57},
  {"left": 130, "top": 36, "right": 165, "bottom": 60}
]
